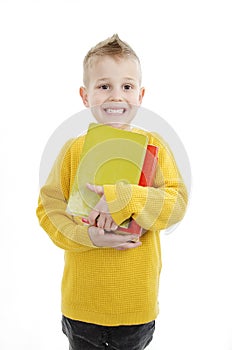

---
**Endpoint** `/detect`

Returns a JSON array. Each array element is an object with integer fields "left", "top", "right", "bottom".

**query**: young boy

[{"left": 36, "top": 34, "right": 188, "bottom": 350}]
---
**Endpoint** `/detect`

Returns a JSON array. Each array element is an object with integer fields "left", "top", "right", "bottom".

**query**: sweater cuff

[{"left": 103, "top": 183, "right": 147, "bottom": 226}]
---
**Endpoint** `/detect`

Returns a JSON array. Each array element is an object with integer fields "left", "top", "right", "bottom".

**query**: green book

[{"left": 66, "top": 123, "right": 148, "bottom": 220}]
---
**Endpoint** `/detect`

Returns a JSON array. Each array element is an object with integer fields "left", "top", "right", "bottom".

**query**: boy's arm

[
  {"left": 36, "top": 138, "right": 140, "bottom": 251},
  {"left": 36, "top": 139, "right": 97, "bottom": 252},
  {"left": 103, "top": 139, "right": 188, "bottom": 232}
]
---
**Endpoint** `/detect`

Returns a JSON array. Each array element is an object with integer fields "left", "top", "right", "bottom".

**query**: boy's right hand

[{"left": 88, "top": 226, "right": 142, "bottom": 250}]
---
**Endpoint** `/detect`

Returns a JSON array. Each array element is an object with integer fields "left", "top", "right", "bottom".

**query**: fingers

[
  {"left": 97, "top": 215, "right": 118, "bottom": 232},
  {"left": 96, "top": 213, "right": 106, "bottom": 229},
  {"left": 114, "top": 241, "right": 142, "bottom": 251},
  {"left": 110, "top": 222, "right": 118, "bottom": 231},
  {"left": 87, "top": 192, "right": 109, "bottom": 226},
  {"left": 109, "top": 233, "right": 139, "bottom": 246},
  {"left": 86, "top": 183, "right": 104, "bottom": 196},
  {"left": 88, "top": 211, "right": 118, "bottom": 231},
  {"left": 88, "top": 209, "right": 100, "bottom": 225},
  {"left": 88, "top": 225, "right": 140, "bottom": 248}
]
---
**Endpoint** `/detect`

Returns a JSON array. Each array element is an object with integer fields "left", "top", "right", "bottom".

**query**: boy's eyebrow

[
  {"left": 96, "top": 78, "right": 110, "bottom": 82},
  {"left": 96, "top": 77, "right": 137, "bottom": 83},
  {"left": 123, "top": 77, "right": 137, "bottom": 82}
]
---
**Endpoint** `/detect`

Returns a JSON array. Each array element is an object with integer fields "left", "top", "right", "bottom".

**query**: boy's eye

[
  {"left": 123, "top": 84, "right": 132, "bottom": 90},
  {"left": 100, "top": 84, "right": 110, "bottom": 90}
]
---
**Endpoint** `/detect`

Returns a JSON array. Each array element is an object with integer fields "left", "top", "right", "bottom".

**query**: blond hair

[{"left": 83, "top": 34, "right": 141, "bottom": 86}]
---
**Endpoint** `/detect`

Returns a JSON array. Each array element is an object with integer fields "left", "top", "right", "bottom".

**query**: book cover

[{"left": 67, "top": 123, "right": 149, "bottom": 222}]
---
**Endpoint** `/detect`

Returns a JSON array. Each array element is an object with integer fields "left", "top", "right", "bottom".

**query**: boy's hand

[
  {"left": 88, "top": 225, "right": 142, "bottom": 249},
  {"left": 87, "top": 183, "right": 142, "bottom": 250},
  {"left": 86, "top": 183, "right": 118, "bottom": 232}
]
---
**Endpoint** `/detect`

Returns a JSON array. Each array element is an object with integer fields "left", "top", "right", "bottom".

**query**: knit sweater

[{"left": 36, "top": 127, "right": 188, "bottom": 326}]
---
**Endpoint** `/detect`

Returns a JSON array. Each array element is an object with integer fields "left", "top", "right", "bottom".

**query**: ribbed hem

[
  {"left": 74, "top": 225, "right": 97, "bottom": 248},
  {"left": 61, "top": 303, "right": 159, "bottom": 327},
  {"left": 103, "top": 183, "right": 132, "bottom": 225}
]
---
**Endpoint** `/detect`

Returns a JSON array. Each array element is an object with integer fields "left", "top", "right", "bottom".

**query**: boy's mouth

[{"left": 103, "top": 108, "right": 126, "bottom": 114}]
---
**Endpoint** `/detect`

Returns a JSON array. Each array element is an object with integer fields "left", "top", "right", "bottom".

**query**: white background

[{"left": 1, "top": 0, "right": 232, "bottom": 349}]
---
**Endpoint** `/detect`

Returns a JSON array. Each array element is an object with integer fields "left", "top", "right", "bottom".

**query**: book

[
  {"left": 67, "top": 123, "right": 149, "bottom": 221},
  {"left": 81, "top": 143, "right": 158, "bottom": 234},
  {"left": 115, "top": 144, "right": 158, "bottom": 234}
]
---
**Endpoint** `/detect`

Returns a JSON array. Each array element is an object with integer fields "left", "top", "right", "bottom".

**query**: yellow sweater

[{"left": 36, "top": 127, "right": 188, "bottom": 326}]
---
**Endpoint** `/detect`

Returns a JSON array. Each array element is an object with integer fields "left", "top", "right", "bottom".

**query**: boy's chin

[
  {"left": 96, "top": 116, "right": 135, "bottom": 129},
  {"left": 104, "top": 122, "right": 131, "bottom": 130}
]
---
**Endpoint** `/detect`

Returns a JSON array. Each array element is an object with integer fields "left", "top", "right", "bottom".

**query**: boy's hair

[{"left": 83, "top": 34, "right": 141, "bottom": 86}]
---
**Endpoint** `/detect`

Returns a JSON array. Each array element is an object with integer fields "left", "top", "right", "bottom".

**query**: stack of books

[{"left": 67, "top": 123, "right": 158, "bottom": 234}]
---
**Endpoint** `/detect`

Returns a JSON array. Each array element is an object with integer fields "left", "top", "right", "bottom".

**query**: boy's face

[{"left": 80, "top": 56, "right": 145, "bottom": 129}]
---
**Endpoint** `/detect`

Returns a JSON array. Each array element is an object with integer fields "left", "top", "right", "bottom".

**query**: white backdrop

[{"left": 1, "top": 1, "right": 232, "bottom": 349}]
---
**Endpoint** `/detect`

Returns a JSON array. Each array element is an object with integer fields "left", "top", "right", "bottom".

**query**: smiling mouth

[{"left": 103, "top": 108, "right": 126, "bottom": 114}]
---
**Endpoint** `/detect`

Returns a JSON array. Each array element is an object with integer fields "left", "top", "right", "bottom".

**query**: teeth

[{"left": 105, "top": 108, "right": 124, "bottom": 114}]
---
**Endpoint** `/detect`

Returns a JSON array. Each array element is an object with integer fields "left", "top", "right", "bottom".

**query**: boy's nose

[
  {"left": 109, "top": 96, "right": 123, "bottom": 102},
  {"left": 109, "top": 88, "right": 123, "bottom": 101}
]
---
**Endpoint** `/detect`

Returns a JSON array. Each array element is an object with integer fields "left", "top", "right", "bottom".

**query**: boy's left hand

[{"left": 86, "top": 183, "right": 118, "bottom": 232}]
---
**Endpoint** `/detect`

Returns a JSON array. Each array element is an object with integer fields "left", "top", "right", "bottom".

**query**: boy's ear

[
  {"left": 79, "top": 86, "right": 89, "bottom": 107},
  {"left": 139, "top": 87, "right": 145, "bottom": 104}
]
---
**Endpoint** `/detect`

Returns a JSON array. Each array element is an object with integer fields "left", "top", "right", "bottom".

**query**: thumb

[
  {"left": 88, "top": 226, "right": 105, "bottom": 236},
  {"left": 97, "top": 227, "right": 105, "bottom": 235},
  {"left": 86, "top": 183, "right": 104, "bottom": 196}
]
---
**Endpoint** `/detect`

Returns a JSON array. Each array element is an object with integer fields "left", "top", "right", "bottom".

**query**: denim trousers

[{"left": 62, "top": 315, "right": 155, "bottom": 350}]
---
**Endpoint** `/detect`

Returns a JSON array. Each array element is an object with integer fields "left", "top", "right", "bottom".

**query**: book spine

[{"left": 115, "top": 145, "right": 158, "bottom": 234}]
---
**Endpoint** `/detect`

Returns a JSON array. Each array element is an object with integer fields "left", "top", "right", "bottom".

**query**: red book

[
  {"left": 82, "top": 144, "right": 158, "bottom": 235},
  {"left": 116, "top": 144, "right": 158, "bottom": 234}
]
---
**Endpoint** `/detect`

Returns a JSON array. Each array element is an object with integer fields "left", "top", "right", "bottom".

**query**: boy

[{"left": 36, "top": 34, "right": 188, "bottom": 349}]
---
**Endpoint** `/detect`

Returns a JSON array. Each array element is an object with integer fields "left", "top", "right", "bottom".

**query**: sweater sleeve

[
  {"left": 103, "top": 136, "right": 188, "bottom": 232},
  {"left": 36, "top": 139, "right": 96, "bottom": 252}
]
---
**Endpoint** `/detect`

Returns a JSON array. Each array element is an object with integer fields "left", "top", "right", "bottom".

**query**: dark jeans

[{"left": 62, "top": 315, "right": 155, "bottom": 350}]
